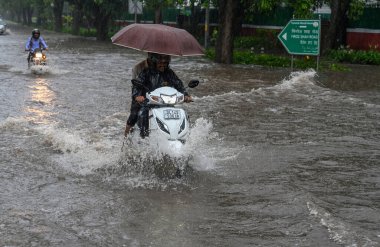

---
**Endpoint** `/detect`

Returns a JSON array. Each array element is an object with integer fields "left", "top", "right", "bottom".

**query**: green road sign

[{"left": 278, "top": 19, "right": 321, "bottom": 56}]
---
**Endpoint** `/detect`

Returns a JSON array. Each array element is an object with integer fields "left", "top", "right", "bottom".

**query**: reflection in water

[{"left": 25, "top": 77, "right": 56, "bottom": 124}]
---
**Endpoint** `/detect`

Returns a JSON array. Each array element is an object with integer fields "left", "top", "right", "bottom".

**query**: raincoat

[{"left": 127, "top": 67, "right": 188, "bottom": 126}]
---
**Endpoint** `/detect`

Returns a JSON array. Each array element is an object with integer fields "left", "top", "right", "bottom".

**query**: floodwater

[{"left": 1, "top": 24, "right": 379, "bottom": 247}]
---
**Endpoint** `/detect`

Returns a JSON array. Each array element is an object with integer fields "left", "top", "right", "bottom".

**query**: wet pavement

[{"left": 0, "top": 23, "right": 379, "bottom": 246}]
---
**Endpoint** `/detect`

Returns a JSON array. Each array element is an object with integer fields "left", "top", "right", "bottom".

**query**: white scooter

[
  {"left": 132, "top": 79, "right": 199, "bottom": 146},
  {"left": 126, "top": 79, "right": 199, "bottom": 179}
]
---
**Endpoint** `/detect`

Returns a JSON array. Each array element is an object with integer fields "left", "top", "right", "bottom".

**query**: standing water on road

[{"left": 1, "top": 24, "right": 379, "bottom": 246}]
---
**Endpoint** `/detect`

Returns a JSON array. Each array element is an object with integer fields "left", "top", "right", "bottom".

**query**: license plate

[{"left": 163, "top": 109, "right": 180, "bottom": 119}]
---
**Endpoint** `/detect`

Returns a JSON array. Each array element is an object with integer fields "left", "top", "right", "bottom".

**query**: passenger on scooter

[
  {"left": 124, "top": 52, "right": 192, "bottom": 137},
  {"left": 25, "top": 29, "right": 48, "bottom": 67}
]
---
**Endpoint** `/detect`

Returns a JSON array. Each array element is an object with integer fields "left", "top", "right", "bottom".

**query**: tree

[
  {"left": 287, "top": 0, "right": 366, "bottom": 51},
  {"left": 323, "top": 0, "right": 349, "bottom": 51},
  {"left": 0, "top": 0, "right": 24, "bottom": 22},
  {"left": 214, "top": 0, "right": 279, "bottom": 64},
  {"left": 68, "top": 0, "right": 84, "bottom": 35},
  {"left": 52, "top": 0, "right": 64, "bottom": 32},
  {"left": 22, "top": 0, "right": 34, "bottom": 25},
  {"left": 323, "top": 0, "right": 367, "bottom": 51},
  {"left": 214, "top": 0, "right": 242, "bottom": 64},
  {"left": 83, "top": 0, "right": 128, "bottom": 41},
  {"left": 143, "top": 0, "right": 176, "bottom": 24}
]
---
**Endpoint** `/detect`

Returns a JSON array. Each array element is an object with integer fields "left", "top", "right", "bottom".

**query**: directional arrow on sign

[{"left": 278, "top": 19, "right": 321, "bottom": 56}]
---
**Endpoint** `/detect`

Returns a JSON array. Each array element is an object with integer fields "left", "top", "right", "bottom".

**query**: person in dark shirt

[{"left": 124, "top": 53, "right": 192, "bottom": 137}]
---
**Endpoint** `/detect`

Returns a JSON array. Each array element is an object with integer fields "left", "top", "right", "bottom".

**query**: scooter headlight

[
  {"left": 160, "top": 94, "right": 177, "bottom": 104},
  {"left": 35, "top": 52, "right": 43, "bottom": 59}
]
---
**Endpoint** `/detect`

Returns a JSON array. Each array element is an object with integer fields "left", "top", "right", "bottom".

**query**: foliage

[
  {"left": 206, "top": 48, "right": 321, "bottom": 69},
  {"left": 328, "top": 46, "right": 380, "bottom": 65},
  {"left": 287, "top": 0, "right": 318, "bottom": 18},
  {"left": 347, "top": 0, "right": 365, "bottom": 21},
  {"left": 143, "top": 0, "right": 176, "bottom": 8},
  {"left": 234, "top": 30, "right": 282, "bottom": 52},
  {"left": 62, "top": 26, "right": 97, "bottom": 37},
  {"left": 329, "top": 63, "right": 351, "bottom": 72}
]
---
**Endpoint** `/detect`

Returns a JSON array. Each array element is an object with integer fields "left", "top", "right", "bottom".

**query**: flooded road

[{"left": 1, "top": 24, "right": 379, "bottom": 246}]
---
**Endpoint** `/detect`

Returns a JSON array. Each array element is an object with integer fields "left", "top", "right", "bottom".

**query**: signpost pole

[
  {"left": 316, "top": 15, "right": 322, "bottom": 71},
  {"left": 317, "top": 55, "right": 320, "bottom": 71},
  {"left": 291, "top": 55, "right": 294, "bottom": 71}
]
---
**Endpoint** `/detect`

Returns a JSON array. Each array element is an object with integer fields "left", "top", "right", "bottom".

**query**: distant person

[
  {"left": 124, "top": 52, "right": 192, "bottom": 137},
  {"left": 25, "top": 29, "right": 48, "bottom": 67}
]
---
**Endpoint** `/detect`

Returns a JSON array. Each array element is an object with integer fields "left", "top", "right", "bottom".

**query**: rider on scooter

[
  {"left": 25, "top": 29, "right": 48, "bottom": 67},
  {"left": 124, "top": 53, "right": 192, "bottom": 137}
]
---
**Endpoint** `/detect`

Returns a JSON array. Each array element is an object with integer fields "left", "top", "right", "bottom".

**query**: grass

[
  {"left": 205, "top": 48, "right": 349, "bottom": 71},
  {"left": 204, "top": 34, "right": 380, "bottom": 70}
]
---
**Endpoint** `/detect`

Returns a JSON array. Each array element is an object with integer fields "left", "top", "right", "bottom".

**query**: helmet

[
  {"left": 148, "top": 53, "right": 171, "bottom": 72},
  {"left": 32, "top": 29, "right": 40, "bottom": 38}
]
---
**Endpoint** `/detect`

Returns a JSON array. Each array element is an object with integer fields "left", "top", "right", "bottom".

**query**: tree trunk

[
  {"left": 93, "top": 5, "right": 110, "bottom": 41},
  {"left": 234, "top": 2, "right": 246, "bottom": 36},
  {"left": 323, "top": 0, "right": 351, "bottom": 52},
  {"left": 215, "top": 0, "right": 241, "bottom": 64},
  {"left": 36, "top": 0, "right": 45, "bottom": 26},
  {"left": 72, "top": 1, "right": 83, "bottom": 35},
  {"left": 189, "top": 3, "right": 201, "bottom": 37},
  {"left": 22, "top": 8, "right": 28, "bottom": 25},
  {"left": 27, "top": 7, "right": 33, "bottom": 25},
  {"left": 154, "top": 5, "right": 162, "bottom": 24},
  {"left": 53, "top": 0, "right": 64, "bottom": 32},
  {"left": 95, "top": 17, "right": 110, "bottom": 41},
  {"left": 17, "top": 11, "right": 22, "bottom": 23}
]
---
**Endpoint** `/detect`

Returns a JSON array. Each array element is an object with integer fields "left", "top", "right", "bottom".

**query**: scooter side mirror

[{"left": 188, "top": 79, "right": 199, "bottom": 88}]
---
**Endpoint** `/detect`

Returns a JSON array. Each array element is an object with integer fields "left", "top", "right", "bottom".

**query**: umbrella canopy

[{"left": 111, "top": 24, "right": 204, "bottom": 56}]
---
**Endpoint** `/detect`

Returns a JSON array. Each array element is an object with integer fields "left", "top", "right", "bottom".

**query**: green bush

[
  {"left": 205, "top": 49, "right": 319, "bottom": 69},
  {"left": 79, "top": 28, "right": 97, "bottom": 37},
  {"left": 328, "top": 47, "right": 380, "bottom": 65},
  {"left": 234, "top": 30, "right": 282, "bottom": 52}
]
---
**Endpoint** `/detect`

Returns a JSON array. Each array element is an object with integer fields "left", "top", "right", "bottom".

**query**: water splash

[
  {"left": 30, "top": 65, "right": 51, "bottom": 75},
  {"left": 35, "top": 125, "right": 121, "bottom": 175},
  {"left": 0, "top": 116, "right": 28, "bottom": 130},
  {"left": 275, "top": 69, "right": 318, "bottom": 90},
  {"left": 307, "top": 201, "right": 378, "bottom": 246},
  {"left": 113, "top": 117, "right": 217, "bottom": 181}
]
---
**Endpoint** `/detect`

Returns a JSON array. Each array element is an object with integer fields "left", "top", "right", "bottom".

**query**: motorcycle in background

[
  {"left": 27, "top": 48, "right": 49, "bottom": 74},
  {"left": 28, "top": 48, "right": 47, "bottom": 66}
]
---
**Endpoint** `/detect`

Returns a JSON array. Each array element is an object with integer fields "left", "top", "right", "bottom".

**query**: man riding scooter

[
  {"left": 25, "top": 29, "right": 48, "bottom": 68},
  {"left": 124, "top": 53, "right": 193, "bottom": 137}
]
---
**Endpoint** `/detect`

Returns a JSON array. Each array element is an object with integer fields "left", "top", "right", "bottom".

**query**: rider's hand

[
  {"left": 135, "top": 96, "right": 145, "bottom": 103},
  {"left": 184, "top": 95, "right": 193, "bottom": 103}
]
